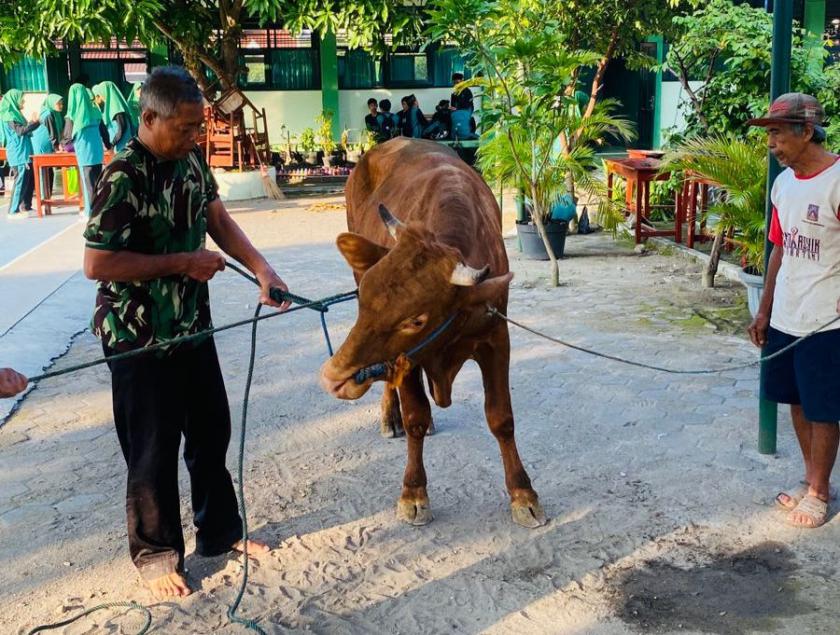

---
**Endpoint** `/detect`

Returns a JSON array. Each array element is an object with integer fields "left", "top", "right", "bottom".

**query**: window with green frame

[
  {"left": 338, "top": 45, "right": 471, "bottom": 89},
  {"left": 239, "top": 29, "right": 321, "bottom": 90}
]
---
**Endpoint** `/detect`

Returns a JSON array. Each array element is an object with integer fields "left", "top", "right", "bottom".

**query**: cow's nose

[{"left": 319, "top": 360, "right": 347, "bottom": 396}]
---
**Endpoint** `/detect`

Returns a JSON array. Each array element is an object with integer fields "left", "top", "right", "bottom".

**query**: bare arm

[
  {"left": 83, "top": 247, "right": 224, "bottom": 283},
  {"left": 748, "top": 244, "right": 782, "bottom": 347},
  {"left": 206, "top": 197, "right": 290, "bottom": 309}
]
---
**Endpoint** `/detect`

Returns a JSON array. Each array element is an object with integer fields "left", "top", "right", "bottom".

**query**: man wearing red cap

[{"left": 748, "top": 93, "right": 840, "bottom": 528}]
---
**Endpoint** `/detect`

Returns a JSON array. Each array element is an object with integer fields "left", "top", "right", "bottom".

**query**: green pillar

[
  {"left": 149, "top": 43, "right": 169, "bottom": 70},
  {"left": 319, "top": 31, "right": 340, "bottom": 141},
  {"left": 648, "top": 35, "right": 664, "bottom": 149},
  {"left": 759, "top": 0, "right": 794, "bottom": 456}
]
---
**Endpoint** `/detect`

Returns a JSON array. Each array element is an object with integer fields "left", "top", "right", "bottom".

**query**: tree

[
  {"left": 0, "top": 0, "right": 425, "bottom": 91},
  {"left": 430, "top": 0, "right": 635, "bottom": 287},
  {"left": 665, "top": 0, "right": 824, "bottom": 138},
  {"left": 554, "top": 0, "right": 698, "bottom": 124}
]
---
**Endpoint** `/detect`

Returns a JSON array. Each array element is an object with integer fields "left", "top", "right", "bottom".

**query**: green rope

[
  {"left": 26, "top": 602, "right": 152, "bottom": 635},
  {"left": 23, "top": 274, "right": 358, "bottom": 635},
  {"left": 28, "top": 289, "right": 358, "bottom": 383}
]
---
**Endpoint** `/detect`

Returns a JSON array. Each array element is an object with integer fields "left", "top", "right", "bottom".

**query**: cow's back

[{"left": 346, "top": 139, "right": 507, "bottom": 275}]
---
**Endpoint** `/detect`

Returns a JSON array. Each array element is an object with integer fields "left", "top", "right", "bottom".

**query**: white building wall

[{"left": 660, "top": 80, "right": 704, "bottom": 139}]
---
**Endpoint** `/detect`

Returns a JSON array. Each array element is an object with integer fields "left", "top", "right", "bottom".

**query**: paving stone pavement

[{"left": 1, "top": 200, "right": 838, "bottom": 634}]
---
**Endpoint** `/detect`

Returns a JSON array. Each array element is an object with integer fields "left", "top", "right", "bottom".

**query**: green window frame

[{"left": 239, "top": 29, "right": 321, "bottom": 91}]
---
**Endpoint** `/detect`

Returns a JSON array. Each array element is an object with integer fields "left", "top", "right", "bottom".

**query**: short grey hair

[
  {"left": 790, "top": 122, "right": 826, "bottom": 144},
  {"left": 139, "top": 66, "right": 204, "bottom": 118}
]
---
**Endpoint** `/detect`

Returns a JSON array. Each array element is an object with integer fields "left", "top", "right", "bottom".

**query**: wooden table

[
  {"left": 626, "top": 149, "right": 665, "bottom": 160},
  {"left": 604, "top": 157, "right": 673, "bottom": 244},
  {"left": 32, "top": 152, "right": 113, "bottom": 217}
]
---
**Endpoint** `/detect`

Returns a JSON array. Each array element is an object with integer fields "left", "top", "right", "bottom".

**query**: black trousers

[{"left": 105, "top": 338, "right": 242, "bottom": 580}]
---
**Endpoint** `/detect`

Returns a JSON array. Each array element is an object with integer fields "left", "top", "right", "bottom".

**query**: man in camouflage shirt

[{"left": 83, "top": 67, "right": 290, "bottom": 599}]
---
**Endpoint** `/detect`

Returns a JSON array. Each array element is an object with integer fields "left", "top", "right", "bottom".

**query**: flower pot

[
  {"left": 346, "top": 149, "right": 362, "bottom": 164},
  {"left": 304, "top": 151, "right": 319, "bottom": 166},
  {"left": 322, "top": 154, "right": 333, "bottom": 168},
  {"left": 739, "top": 266, "right": 764, "bottom": 318},
  {"left": 516, "top": 220, "right": 568, "bottom": 260}
]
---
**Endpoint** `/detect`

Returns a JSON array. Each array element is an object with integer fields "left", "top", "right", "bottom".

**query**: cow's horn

[
  {"left": 378, "top": 204, "right": 405, "bottom": 238},
  {"left": 450, "top": 263, "right": 491, "bottom": 286}
]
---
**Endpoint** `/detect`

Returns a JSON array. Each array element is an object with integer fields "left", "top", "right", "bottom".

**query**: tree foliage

[
  {"left": 665, "top": 0, "right": 840, "bottom": 140},
  {"left": 0, "top": 0, "right": 424, "bottom": 89}
]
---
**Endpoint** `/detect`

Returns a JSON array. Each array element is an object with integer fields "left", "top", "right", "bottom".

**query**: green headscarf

[
  {"left": 40, "top": 94, "right": 65, "bottom": 135},
  {"left": 125, "top": 81, "right": 142, "bottom": 129},
  {"left": 92, "top": 81, "right": 130, "bottom": 126},
  {"left": 66, "top": 84, "right": 102, "bottom": 129},
  {"left": 0, "top": 89, "right": 26, "bottom": 124}
]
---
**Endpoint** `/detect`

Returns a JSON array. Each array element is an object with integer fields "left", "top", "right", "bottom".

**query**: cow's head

[{"left": 320, "top": 204, "right": 512, "bottom": 400}]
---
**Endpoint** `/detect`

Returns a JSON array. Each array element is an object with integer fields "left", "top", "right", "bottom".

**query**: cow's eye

[{"left": 398, "top": 314, "right": 429, "bottom": 335}]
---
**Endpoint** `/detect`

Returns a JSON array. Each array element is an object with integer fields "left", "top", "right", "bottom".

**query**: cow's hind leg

[
  {"left": 475, "top": 334, "right": 546, "bottom": 528},
  {"left": 380, "top": 385, "right": 404, "bottom": 438},
  {"left": 396, "top": 367, "right": 433, "bottom": 525}
]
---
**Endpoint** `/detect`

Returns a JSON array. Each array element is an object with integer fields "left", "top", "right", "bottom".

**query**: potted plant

[
  {"left": 316, "top": 111, "right": 340, "bottom": 167},
  {"left": 298, "top": 127, "right": 319, "bottom": 166},
  {"left": 431, "top": 0, "right": 634, "bottom": 285},
  {"left": 662, "top": 135, "right": 767, "bottom": 313},
  {"left": 342, "top": 128, "right": 363, "bottom": 164}
]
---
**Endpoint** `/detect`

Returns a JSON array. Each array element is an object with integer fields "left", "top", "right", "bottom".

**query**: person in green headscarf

[
  {"left": 124, "top": 81, "right": 143, "bottom": 131},
  {"left": 0, "top": 89, "right": 41, "bottom": 218},
  {"left": 62, "top": 83, "right": 112, "bottom": 217},
  {"left": 93, "top": 81, "right": 136, "bottom": 152},
  {"left": 32, "top": 94, "right": 65, "bottom": 199}
]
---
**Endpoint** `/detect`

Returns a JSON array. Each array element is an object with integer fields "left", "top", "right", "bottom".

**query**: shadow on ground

[{"left": 610, "top": 541, "right": 815, "bottom": 634}]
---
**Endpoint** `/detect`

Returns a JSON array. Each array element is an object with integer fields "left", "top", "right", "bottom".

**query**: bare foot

[
  {"left": 146, "top": 572, "right": 192, "bottom": 600},
  {"left": 231, "top": 539, "right": 270, "bottom": 556}
]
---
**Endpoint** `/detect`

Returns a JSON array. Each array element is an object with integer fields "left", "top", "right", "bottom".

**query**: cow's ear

[
  {"left": 336, "top": 233, "right": 390, "bottom": 273},
  {"left": 460, "top": 272, "right": 514, "bottom": 306}
]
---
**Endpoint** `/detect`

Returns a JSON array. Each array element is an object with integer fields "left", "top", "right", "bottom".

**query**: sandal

[
  {"left": 775, "top": 482, "right": 837, "bottom": 511},
  {"left": 787, "top": 494, "right": 829, "bottom": 528}
]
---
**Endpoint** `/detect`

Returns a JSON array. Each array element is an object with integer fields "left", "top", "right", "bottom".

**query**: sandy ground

[{"left": 1, "top": 196, "right": 839, "bottom": 634}]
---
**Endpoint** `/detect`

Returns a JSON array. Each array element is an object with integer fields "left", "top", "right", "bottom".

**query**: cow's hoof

[
  {"left": 511, "top": 501, "right": 547, "bottom": 528},
  {"left": 425, "top": 420, "right": 436, "bottom": 436},
  {"left": 397, "top": 498, "right": 433, "bottom": 525},
  {"left": 380, "top": 418, "right": 405, "bottom": 438}
]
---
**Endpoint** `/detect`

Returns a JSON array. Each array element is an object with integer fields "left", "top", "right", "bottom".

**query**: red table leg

[{"left": 33, "top": 159, "right": 43, "bottom": 218}]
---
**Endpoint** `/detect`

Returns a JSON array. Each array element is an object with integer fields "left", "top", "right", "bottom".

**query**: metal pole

[{"left": 758, "top": 0, "right": 793, "bottom": 455}]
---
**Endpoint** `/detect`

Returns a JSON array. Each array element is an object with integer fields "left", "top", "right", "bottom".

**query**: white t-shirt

[{"left": 769, "top": 157, "right": 840, "bottom": 336}]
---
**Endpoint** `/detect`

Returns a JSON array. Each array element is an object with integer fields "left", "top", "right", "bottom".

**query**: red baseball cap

[{"left": 747, "top": 92, "right": 825, "bottom": 127}]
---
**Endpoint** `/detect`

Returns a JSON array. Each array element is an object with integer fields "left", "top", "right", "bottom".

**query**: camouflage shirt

[{"left": 83, "top": 138, "right": 219, "bottom": 352}]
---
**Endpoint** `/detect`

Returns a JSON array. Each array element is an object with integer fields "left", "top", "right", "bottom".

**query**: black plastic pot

[{"left": 516, "top": 220, "right": 568, "bottom": 260}]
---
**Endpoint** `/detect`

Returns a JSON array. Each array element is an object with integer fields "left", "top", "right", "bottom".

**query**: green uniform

[{"left": 83, "top": 138, "right": 219, "bottom": 352}]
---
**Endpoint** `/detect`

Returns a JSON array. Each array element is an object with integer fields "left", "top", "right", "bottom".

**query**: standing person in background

[
  {"left": 93, "top": 81, "right": 137, "bottom": 152},
  {"left": 31, "top": 94, "right": 64, "bottom": 199},
  {"left": 364, "top": 98, "right": 382, "bottom": 141},
  {"left": 125, "top": 81, "right": 143, "bottom": 132},
  {"left": 376, "top": 99, "right": 399, "bottom": 141},
  {"left": 63, "top": 84, "right": 112, "bottom": 218},
  {"left": 0, "top": 89, "right": 40, "bottom": 218},
  {"left": 0, "top": 91, "right": 6, "bottom": 196},
  {"left": 397, "top": 96, "right": 410, "bottom": 137},
  {"left": 449, "top": 72, "right": 474, "bottom": 114}
]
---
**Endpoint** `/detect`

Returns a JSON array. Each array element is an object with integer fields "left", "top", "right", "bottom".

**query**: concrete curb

[{"left": 649, "top": 237, "right": 745, "bottom": 286}]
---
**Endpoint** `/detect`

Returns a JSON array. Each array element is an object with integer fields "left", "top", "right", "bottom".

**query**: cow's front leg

[
  {"left": 380, "top": 384, "right": 404, "bottom": 438},
  {"left": 395, "top": 367, "right": 433, "bottom": 525},
  {"left": 475, "top": 334, "right": 547, "bottom": 528}
]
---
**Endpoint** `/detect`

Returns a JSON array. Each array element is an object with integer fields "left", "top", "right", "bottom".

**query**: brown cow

[{"left": 320, "top": 138, "right": 545, "bottom": 528}]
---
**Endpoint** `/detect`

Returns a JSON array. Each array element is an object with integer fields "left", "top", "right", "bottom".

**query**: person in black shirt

[
  {"left": 364, "top": 98, "right": 381, "bottom": 141},
  {"left": 450, "top": 72, "right": 474, "bottom": 114}
]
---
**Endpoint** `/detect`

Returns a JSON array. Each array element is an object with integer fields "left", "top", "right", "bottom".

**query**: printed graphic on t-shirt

[
  {"left": 782, "top": 226, "right": 821, "bottom": 261},
  {"left": 807, "top": 204, "right": 819, "bottom": 222}
]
